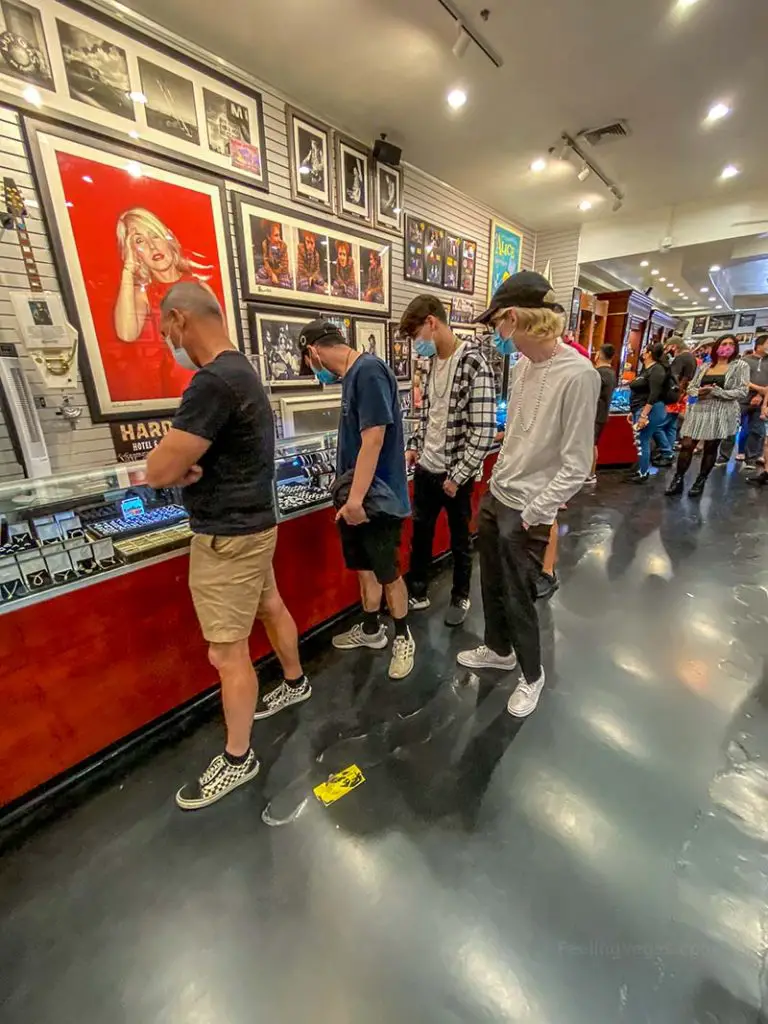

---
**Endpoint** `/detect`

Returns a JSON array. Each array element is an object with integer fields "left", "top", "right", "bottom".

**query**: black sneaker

[
  {"left": 536, "top": 570, "right": 560, "bottom": 601},
  {"left": 254, "top": 677, "right": 312, "bottom": 719},
  {"left": 176, "top": 750, "right": 260, "bottom": 810},
  {"left": 445, "top": 596, "right": 470, "bottom": 627}
]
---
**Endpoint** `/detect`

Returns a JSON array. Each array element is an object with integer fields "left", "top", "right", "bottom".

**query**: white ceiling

[
  {"left": 579, "top": 233, "right": 768, "bottom": 313},
  {"left": 120, "top": 0, "right": 768, "bottom": 231}
]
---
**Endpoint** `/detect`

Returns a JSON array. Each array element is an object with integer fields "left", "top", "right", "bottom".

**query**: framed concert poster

[
  {"left": 2, "top": 0, "right": 268, "bottom": 190},
  {"left": 286, "top": 106, "right": 333, "bottom": 211},
  {"left": 388, "top": 323, "right": 412, "bottom": 382},
  {"left": 247, "top": 305, "right": 319, "bottom": 389},
  {"left": 356, "top": 319, "right": 388, "bottom": 360},
  {"left": 443, "top": 233, "right": 461, "bottom": 291},
  {"left": 424, "top": 224, "right": 445, "bottom": 288},
  {"left": 24, "top": 118, "right": 240, "bottom": 422},
  {"left": 335, "top": 134, "right": 372, "bottom": 226},
  {"left": 374, "top": 161, "right": 402, "bottom": 232},
  {"left": 459, "top": 238, "right": 477, "bottom": 294},
  {"left": 232, "top": 193, "right": 391, "bottom": 315},
  {"left": 404, "top": 214, "right": 426, "bottom": 283},
  {"left": 488, "top": 219, "right": 523, "bottom": 303},
  {"left": 707, "top": 313, "right": 735, "bottom": 332},
  {"left": 449, "top": 296, "right": 475, "bottom": 324},
  {"left": 691, "top": 315, "right": 708, "bottom": 335}
]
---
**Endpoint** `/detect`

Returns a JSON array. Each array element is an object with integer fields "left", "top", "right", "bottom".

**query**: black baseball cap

[
  {"left": 298, "top": 319, "right": 345, "bottom": 348},
  {"left": 476, "top": 270, "right": 560, "bottom": 325}
]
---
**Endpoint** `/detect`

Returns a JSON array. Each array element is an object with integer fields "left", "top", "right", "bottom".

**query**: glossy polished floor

[{"left": 3, "top": 465, "right": 768, "bottom": 1023}]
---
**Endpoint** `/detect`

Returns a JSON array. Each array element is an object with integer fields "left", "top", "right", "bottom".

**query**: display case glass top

[{"left": 274, "top": 431, "right": 337, "bottom": 520}]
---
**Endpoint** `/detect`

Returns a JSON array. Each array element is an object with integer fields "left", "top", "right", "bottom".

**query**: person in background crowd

[
  {"left": 627, "top": 341, "right": 669, "bottom": 483},
  {"left": 716, "top": 333, "right": 768, "bottom": 467},
  {"left": 665, "top": 336, "right": 749, "bottom": 498},
  {"left": 299, "top": 320, "right": 415, "bottom": 679},
  {"left": 457, "top": 271, "right": 599, "bottom": 718},
  {"left": 585, "top": 342, "right": 617, "bottom": 484},
  {"left": 651, "top": 336, "right": 696, "bottom": 466},
  {"left": 747, "top": 383, "right": 768, "bottom": 486},
  {"left": 400, "top": 294, "right": 496, "bottom": 626},
  {"left": 147, "top": 282, "right": 308, "bottom": 811},
  {"left": 563, "top": 329, "right": 590, "bottom": 359}
]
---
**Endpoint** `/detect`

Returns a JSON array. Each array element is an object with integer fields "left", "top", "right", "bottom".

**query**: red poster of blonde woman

[{"left": 47, "top": 144, "right": 234, "bottom": 414}]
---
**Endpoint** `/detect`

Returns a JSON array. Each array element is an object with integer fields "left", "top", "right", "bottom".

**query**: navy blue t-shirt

[{"left": 337, "top": 353, "right": 410, "bottom": 517}]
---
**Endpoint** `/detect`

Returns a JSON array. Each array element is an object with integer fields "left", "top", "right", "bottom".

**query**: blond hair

[
  {"left": 117, "top": 207, "right": 212, "bottom": 285},
  {"left": 496, "top": 306, "right": 565, "bottom": 340}
]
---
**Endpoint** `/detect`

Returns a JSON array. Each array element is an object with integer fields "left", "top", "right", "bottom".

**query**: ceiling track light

[
  {"left": 452, "top": 25, "right": 471, "bottom": 58},
  {"left": 436, "top": 0, "right": 503, "bottom": 68},
  {"left": 577, "top": 163, "right": 590, "bottom": 182},
  {"left": 557, "top": 132, "right": 625, "bottom": 211}
]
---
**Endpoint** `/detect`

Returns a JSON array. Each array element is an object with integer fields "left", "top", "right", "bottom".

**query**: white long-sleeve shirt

[{"left": 490, "top": 342, "right": 600, "bottom": 526}]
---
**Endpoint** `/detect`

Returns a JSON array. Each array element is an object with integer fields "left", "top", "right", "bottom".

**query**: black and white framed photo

[
  {"left": 287, "top": 106, "right": 333, "bottom": 211},
  {"left": 233, "top": 192, "right": 391, "bottom": 315},
  {"left": 707, "top": 313, "right": 735, "bottom": 332},
  {"left": 739, "top": 312, "right": 757, "bottom": 327},
  {"left": 0, "top": 0, "right": 54, "bottom": 90},
  {"left": 444, "top": 233, "right": 461, "bottom": 291},
  {"left": 404, "top": 215, "right": 426, "bottom": 283},
  {"left": 137, "top": 57, "right": 200, "bottom": 145},
  {"left": 203, "top": 88, "right": 251, "bottom": 157},
  {"left": 388, "top": 323, "right": 412, "bottom": 382},
  {"left": 425, "top": 224, "right": 445, "bottom": 288},
  {"left": 356, "top": 318, "right": 388, "bottom": 360},
  {"left": 56, "top": 20, "right": 134, "bottom": 118},
  {"left": 691, "top": 315, "right": 708, "bottom": 335},
  {"left": 450, "top": 296, "right": 475, "bottom": 324},
  {"left": 374, "top": 162, "right": 402, "bottom": 232},
  {"left": 454, "top": 328, "right": 476, "bottom": 347},
  {"left": 248, "top": 305, "right": 318, "bottom": 389},
  {"left": 335, "top": 134, "right": 372, "bottom": 225}
]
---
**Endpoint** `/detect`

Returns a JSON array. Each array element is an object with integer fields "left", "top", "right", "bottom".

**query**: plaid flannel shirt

[{"left": 407, "top": 346, "right": 496, "bottom": 485}]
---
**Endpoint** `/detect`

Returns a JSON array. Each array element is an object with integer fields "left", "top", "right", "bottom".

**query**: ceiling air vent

[{"left": 577, "top": 120, "right": 630, "bottom": 147}]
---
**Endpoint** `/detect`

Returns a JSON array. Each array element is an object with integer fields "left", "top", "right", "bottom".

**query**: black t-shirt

[
  {"left": 595, "top": 365, "right": 617, "bottom": 425},
  {"left": 629, "top": 362, "right": 667, "bottom": 412},
  {"left": 172, "top": 350, "right": 276, "bottom": 535},
  {"left": 671, "top": 351, "right": 697, "bottom": 384}
]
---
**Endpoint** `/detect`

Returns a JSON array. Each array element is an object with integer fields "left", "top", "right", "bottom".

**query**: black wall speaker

[{"left": 373, "top": 138, "right": 402, "bottom": 167}]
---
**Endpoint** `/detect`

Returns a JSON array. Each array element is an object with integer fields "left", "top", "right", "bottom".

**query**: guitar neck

[{"left": 3, "top": 176, "right": 42, "bottom": 293}]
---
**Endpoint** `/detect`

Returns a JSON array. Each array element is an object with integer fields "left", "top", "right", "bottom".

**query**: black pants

[
  {"left": 409, "top": 465, "right": 473, "bottom": 601},
  {"left": 477, "top": 492, "right": 550, "bottom": 682}
]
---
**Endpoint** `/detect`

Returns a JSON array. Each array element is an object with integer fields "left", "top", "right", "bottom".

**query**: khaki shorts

[{"left": 189, "top": 527, "right": 278, "bottom": 644}]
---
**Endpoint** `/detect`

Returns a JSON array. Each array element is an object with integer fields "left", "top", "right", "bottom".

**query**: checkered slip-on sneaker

[
  {"left": 175, "top": 750, "right": 260, "bottom": 810},
  {"left": 253, "top": 678, "right": 312, "bottom": 720}
]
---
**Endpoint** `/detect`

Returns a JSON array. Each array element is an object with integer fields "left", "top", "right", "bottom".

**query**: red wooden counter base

[
  {"left": 0, "top": 455, "right": 497, "bottom": 808},
  {"left": 597, "top": 413, "right": 637, "bottom": 467}
]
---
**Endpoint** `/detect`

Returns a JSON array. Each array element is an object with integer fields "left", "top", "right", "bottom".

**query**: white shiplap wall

[
  {"left": 0, "top": 29, "right": 534, "bottom": 482},
  {"left": 533, "top": 226, "right": 580, "bottom": 307}
]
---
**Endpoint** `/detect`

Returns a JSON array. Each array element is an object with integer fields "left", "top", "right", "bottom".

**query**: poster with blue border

[{"left": 488, "top": 219, "right": 523, "bottom": 303}]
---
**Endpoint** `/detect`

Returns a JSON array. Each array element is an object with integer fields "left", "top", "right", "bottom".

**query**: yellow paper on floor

[{"left": 313, "top": 765, "right": 365, "bottom": 806}]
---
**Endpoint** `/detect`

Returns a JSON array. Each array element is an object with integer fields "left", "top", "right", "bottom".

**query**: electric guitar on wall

[{"left": 3, "top": 176, "right": 42, "bottom": 292}]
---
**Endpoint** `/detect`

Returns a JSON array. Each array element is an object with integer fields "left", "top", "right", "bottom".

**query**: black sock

[
  {"left": 362, "top": 611, "right": 379, "bottom": 635},
  {"left": 285, "top": 674, "right": 306, "bottom": 689},
  {"left": 224, "top": 748, "right": 251, "bottom": 766},
  {"left": 393, "top": 615, "right": 409, "bottom": 638}
]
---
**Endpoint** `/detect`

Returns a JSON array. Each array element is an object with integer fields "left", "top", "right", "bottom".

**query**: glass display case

[
  {"left": 610, "top": 386, "right": 631, "bottom": 415},
  {"left": 274, "top": 431, "right": 337, "bottom": 521},
  {"left": 0, "top": 463, "right": 191, "bottom": 610}
]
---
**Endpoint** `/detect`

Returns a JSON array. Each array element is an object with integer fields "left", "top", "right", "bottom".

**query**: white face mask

[{"left": 164, "top": 328, "right": 197, "bottom": 372}]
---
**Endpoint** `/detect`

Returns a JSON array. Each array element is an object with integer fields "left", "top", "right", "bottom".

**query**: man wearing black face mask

[{"left": 147, "top": 281, "right": 309, "bottom": 811}]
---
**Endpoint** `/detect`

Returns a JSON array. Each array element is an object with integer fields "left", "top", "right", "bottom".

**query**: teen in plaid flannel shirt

[{"left": 400, "top": 295, "right": 496, "bottom": 626}]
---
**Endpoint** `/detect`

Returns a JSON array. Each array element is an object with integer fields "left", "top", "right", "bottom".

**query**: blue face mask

[
  {"left": 415, "top": 338, "right": 436, "bottom": 358},
  {"left": 314, "top": 367, "right": 339, "bottom": 385},
  {"left": 493, "top": 329, "right": 515, "bottom": 356}
]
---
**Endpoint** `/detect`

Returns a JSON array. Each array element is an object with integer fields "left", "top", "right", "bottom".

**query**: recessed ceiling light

[
  {"left": 660, "top": 277, "right": 666, "bottom": 282},
  {"left": 578, "top": 200, "right": 592, "bottom": 211},
  {"left": 706, "top": 102, "right": 730, "bottom": 123},
  {"left": 651, "top": 269, "right": 659, "bottom": 275},
  {"left": 715, "top": 304, "right": 723, "bottom": 309},
  {"left": 720, "top": 164, "right": 740, "bottom": 180},
  {"left": 530, "top": 157, "right": 547, "bottom": 172},
  {"left": 640, "top": 260, "right": 649, "bottom": 267},
  {"left": 709, "top": 264, "right": 721, "bottom": 272},
  {"left": 447, "top": 88, "right": 467, "bottom": 110},
  {"left": 709, "top": 296, "right": 716, "bottom": 302},
  {"left": 700, "top": 287, "right": 709, "bottom": 293},
  {"left": 673, "top": 288, "right": 680, "bottom": 293},
  {"left": 127, "top": 91, "right": 147, "bottom": 103},
  {"left": 22, "top": 85, "right": 42, "bottom": 107}
]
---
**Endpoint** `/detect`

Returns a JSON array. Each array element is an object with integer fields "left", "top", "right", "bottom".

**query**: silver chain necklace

[
  {"left": 512, "top": 341, "right": 561, "bottom": 433},
  {"left": 430, "top": 342, "right": 459, "bottom": 400}
]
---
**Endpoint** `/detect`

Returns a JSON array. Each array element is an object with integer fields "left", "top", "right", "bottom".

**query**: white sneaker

[
  {"left": 409, "top": 595, "right": 431, "bottom": 611},
  {"left": 389, "top": 628, "right": 415, "bottom": 679},
  {"left": 507, "top": 670, "right": 546, "bottom": 717},
  {"left": 456, "top": 645, "right": 518, "bottom": 671},
  {"left": 333, "top": 623, "right": 388, "bottom": 650}
]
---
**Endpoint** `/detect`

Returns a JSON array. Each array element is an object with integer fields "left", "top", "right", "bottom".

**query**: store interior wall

[
  {"left": 533, "top": 226, "right": 580, "bottom": 307},
  {"left": 0, "top": 7, "right": 535, "bottom": 484}
]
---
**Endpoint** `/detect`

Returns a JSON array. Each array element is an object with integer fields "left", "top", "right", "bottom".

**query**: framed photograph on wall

[
  {"left": 3, "top": 1, "right": 269, "bottom": 190},
  {"left": 443, "top": 233, "right": 461, "bottom": 291},
  {"left": 454, "top": 328, "right": 476, "bottom": 347},
  {"left": 335, "top": 134, "right": 372, "bottom": 225},
  {"left": 708, "top": 313, "right": 735, "bottom": 332},
  {"left": 739, "top": 312, "right": 757, "bottom": 327},
  {"left": 388, "top": 323, "right": 412, "bottom": 382},
  {"left": 325, "top": 313, "right": 355, "bottom": 348},
  {"left": 356, "top": 319, "right": 388, "bottom": 360},
  {"left": 459, "top": 238, "right": 477, "bottom": 294},
  {"left": 488, "top": 219, "right": 523, "bottom": 303},
  {"left": 405, "top": 214, "right": 426, "bottom": 282},
  {"left": 374, "top": 161, "right": 402, "bottom": 232},
  {"left": 449, "top": 296, "right": 475, "bottom": 324},
  {"left": 24, "top": 118, "right": 241, "bottom": 422},
  {"left": 286, "top": 106, "right": 333, "bottom": 211},
  {"left": 425, "top": 224, "right": 445, "bottom": 288},
  {"left": 248, "top": 305, "right": 318, "bottom": 389},
  {"left": 691, "top": 315, "right": 708, "bottom": 335},
  {"left": 232, "top": 193, "right": 391, "bottom": 315}
]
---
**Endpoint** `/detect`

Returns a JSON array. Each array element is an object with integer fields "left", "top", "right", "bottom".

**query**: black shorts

[{"left": 338, "top": 516, "right": 403, "bottom": 585}]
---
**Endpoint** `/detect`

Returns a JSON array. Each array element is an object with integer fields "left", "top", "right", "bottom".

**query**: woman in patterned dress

[{"left": 665, "top": 336, "right": 748, "bottom": 498}]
